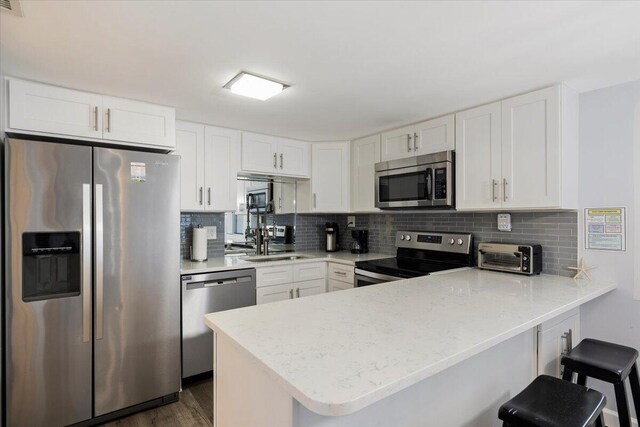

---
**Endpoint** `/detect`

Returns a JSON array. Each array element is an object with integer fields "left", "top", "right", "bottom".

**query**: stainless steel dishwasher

[{"left": 181, "top": 268, "right": 256, "bottom": 379}]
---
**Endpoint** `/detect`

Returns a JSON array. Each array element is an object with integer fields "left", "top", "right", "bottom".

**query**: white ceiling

[{"left": 2, "top": 1, "right": 640, "bottom": 141}]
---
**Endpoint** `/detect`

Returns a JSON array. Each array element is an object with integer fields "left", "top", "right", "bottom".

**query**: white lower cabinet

[
  {"left": 256, "top": 263, "right": 327, "bottom": 305},
  {"left": 328, "top": 262, "right": 354, "bottom": 291},
  {"left": 537, "top": 308, "right": 581, "bottom": 378}
]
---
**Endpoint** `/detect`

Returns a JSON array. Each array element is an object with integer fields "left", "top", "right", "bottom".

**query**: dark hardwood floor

[{"left": 101, "top": 378, "right": 213, "bottom": 426}]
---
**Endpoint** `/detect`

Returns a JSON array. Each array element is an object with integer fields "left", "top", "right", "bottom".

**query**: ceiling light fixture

[{"left": 223, "top": 72, "right": 288, "bottom": 101}]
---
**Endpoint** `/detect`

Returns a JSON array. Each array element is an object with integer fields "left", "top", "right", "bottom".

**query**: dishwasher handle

[{"left": 182, "top": 269, "right": 256, "bottom": 290}]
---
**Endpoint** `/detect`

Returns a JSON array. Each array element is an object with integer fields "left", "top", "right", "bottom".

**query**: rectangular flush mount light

[{"left": 223, "top": 72, "right": 288, "bottom": 101}]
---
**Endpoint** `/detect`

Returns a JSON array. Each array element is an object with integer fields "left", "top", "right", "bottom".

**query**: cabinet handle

[
  {"left": 279, "top": 197, "right": 282, "bottom": 209},
  {"left": 296, "top": 288, "right": 300, "bottom": 298},
  {"left": 503, "top": 178, "right": 508, "bottom": 202},
  {"left": 335, "top": 271, "right": 347, "bottom": 276},
  {"left": 407, "top": 134, "right": 412, "bottom": 152},
  {"left": 207, "top": 188, "right": 211, "bottom": 206},
  {"left": 105, "top": 108, "right": 111, "bottom": 132},
  {"left": 313, "top": 193, "right": 317, "bottom": 208},
  {"left": 561, "top": 329, "right": 573, "bottom": 355},
  {"left": 93, "top": 106, "right": 99, "bottom": 131},
  {"left": 199, "top": 187, "right": 203, "bottom": 205},
  {"left": 273, "top": 153, "right": 277, "bottom": 168},
  {"left": 414, "top": 132, "right": 418, "bottom": 151},
  {"left": 280, "top": 153, "right": 283, "bottom": 169},
  {"left": 492, "top": 179, "right": 498, "bottom": 202},
  {"left": 289, "top": 289, "right": 294, "bottom": 299}
]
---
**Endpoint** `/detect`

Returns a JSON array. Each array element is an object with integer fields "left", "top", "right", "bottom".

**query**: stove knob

[
  {"left": 405, "top": 235, "right": 412, "bottom": 241},
  {"left": 448, "top": 238, "right": 455, "bottom": 245},
  {"left": 400, "top": 234, "right": 405, "bottom": 241},
  {"left": 457, "top": 238, "right": 464, "bottom": 246}
]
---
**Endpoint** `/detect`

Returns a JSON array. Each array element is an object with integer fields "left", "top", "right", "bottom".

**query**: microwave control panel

[{"left": 434, "top": 168, "right": 447, "bottom": 200}]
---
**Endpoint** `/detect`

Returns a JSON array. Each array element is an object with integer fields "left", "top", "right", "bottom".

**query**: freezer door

[
  {"left": 5, "top": 138, "right": 93, "bottom": 426},
  {"left": 93, "top": 147, "right": 181, "bottom": 416}
]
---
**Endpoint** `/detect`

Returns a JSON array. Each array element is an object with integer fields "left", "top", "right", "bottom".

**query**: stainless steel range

[{"left": 354, "top": 231, "right": 474, "bottom": 286}]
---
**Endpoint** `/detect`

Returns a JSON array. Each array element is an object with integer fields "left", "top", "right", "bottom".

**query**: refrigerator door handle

[
  {"left": 82, "top": 184, "right": 91, "bottom": 343},
  {"left": 95, "top": 184, "right": 104, "bottom": 340}
]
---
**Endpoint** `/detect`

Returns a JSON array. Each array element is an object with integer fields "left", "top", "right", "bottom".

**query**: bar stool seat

[
  {"left": 498, "top": 375, "right": 606, "bottom": 427},
  {"left": 562, "top": 338, "right": 638, "bottom": 383}
]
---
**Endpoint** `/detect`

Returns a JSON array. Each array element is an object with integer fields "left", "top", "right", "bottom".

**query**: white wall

[{"left": 578, "top": 79, "right": 640, "bottom": 420}]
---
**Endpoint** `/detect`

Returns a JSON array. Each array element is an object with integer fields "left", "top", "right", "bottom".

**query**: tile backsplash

[{"left": 180, "top": 213, "right": 225, "bottom": 259}]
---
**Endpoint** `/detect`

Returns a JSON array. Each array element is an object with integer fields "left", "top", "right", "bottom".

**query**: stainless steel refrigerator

[{"left": 4, "top": 137, "right": 181, "bottom": 426}]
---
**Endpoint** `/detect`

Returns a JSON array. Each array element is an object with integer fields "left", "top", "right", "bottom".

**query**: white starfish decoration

[{"left": 568, "top": 258, "right": 597, "bottom": 281}]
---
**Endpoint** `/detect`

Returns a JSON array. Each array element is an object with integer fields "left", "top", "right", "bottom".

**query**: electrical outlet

[
  {"left": 347, "top": 216, "right": 356, "bottom": 228},
  {"left": 497, "top": 213, "right": 512, "bottom": 232},
  {"left": 205, "top": 226, "right": 217, "bottom": 240}
]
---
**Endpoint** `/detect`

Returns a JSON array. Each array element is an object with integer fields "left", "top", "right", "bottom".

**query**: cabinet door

[
  {"left": 501, "top": 86, "right": 561, "bottom": 209},
  {"left": 257, "top": 283, "right": 293, "bottom": 305},
  {"left": 204, "top": 126, "right": 241, "bottom": 211},
  {"left": 102, "top": 96, "right": 176, "bottom": 149},
  {"left": 294, "top": 279, "right": 326, "bottom": 298},
  {"left": 455, "top": 102, "right": 502, "bottom": 210},
  {"left": 175, "top": 121, "right": 205, "bottom": 211},
  {"left": 381, "top": 125, "right": 414, "bottom": 161},
  {"left": 328, "top": 278, "right": 353, "bottom": 292},
  {"left": 273, "top": 182, "right": 296, "bottom": 214},
  {"left": 293, "top": 262, "right": 326, "bottom": 282},
  {"left": 256, "top": 265, "right": 294, "bottom": 287},
  {"left": 351, "top": 134, "right": 381, "bottom": 212},
  {"left": 311, "top": 142, "right": 350, "bottom": 212},
  {"left": 241, "top": 132, "right": 278, "bottom": 174},
  {"left": 328, "top": 263, "right": 355, "bottom": 284},
  {"left": 414, "top": 114, "right": 455, "bottom": 155},
  {"left": 8, "top": 79, "right": 103, "bottom": 139},
  {"left": 278, "top": 139, "right": 310, "bottom": 177},
  {"left": 537, "top": 314, "right": 580, "bottom": 378}
]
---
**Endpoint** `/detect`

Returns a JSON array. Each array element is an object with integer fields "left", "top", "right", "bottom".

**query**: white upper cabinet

[
  {"left": 102, "top": 96, "right": 175, "bottom": 149},
  {"left": 381, "top": 115, "right": 455, "bottom": 162},
  {"left": 455, "top": 102, "right": 502, "bottom": 210},
  {"left": 455, "top": 85, "right": 578, "bottom": 211},
  {"left": 204, "top": 125, "right": 241, "bottom": 211},
  {"left": 310, "top": 142, "right": 350, "bottom": 212},
  {"left": 7, "top": 79, "right": 176, "bottom": 150},
  {"left": 241, "top": 132, "right": 310, "bottom": 178},
  {"left": 413, "top": 114, "right": 455, "bottom": 155},
  {"left": 381, "top": 125, "right": 414, "bottom": 161},
  {"left": 8, "top": 79, "right": 103, "bottom": 139},
  {"left": 175, "top": 121, "right": 240, "bottom": 212},
  {"left": 175, "top": 121, "right": 205, "bottom": 211},
  {"left": 351, "top": 134, "right": 381, "bottom": 212}
]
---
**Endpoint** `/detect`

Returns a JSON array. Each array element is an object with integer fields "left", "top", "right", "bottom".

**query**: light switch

[
  {"left": 206, "top": 226, "right": 217, "bottom": 240},
  {"left": 497, "top": 213, "right": 512, "bottom": 232}
]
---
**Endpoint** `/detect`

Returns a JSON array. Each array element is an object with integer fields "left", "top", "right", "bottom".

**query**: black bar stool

[
  {"left": 561, "top": 338, "right": 640, "bottom": 427},
  {"left": 498, "top": 375, "right": 606, "bottom": 427}
]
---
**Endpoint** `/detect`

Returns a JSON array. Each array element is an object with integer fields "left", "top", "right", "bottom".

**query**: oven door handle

[{"left": 354, "top": 268, "right": 403, "bottom": 282}]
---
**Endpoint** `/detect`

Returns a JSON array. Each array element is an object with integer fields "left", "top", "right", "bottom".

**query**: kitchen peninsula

[{"left": 204, "top": 269, "right": 615, "bottom": 427}]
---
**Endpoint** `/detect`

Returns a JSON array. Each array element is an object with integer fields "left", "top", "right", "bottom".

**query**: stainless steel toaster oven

[{"left": 477, "top": 243, "right": 542, "bottom": 275}]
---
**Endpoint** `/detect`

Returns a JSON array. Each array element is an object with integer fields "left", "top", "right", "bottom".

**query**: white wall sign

[{"left": 584, "top": 207, "right": 626, "bottom": 251}]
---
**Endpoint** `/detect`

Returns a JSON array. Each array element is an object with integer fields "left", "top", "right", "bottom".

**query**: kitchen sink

[{"left": 241, "top": 254, "right": 314, "bottom": 262}]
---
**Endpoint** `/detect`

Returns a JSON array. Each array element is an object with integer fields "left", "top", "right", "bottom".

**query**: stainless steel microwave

[{"left": 375, "top": 151, "right": 455, "bottom": 209}]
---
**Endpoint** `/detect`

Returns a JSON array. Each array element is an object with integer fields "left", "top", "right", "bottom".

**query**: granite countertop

[
  {"left": 180, "top": 250, "right": 390, "bottom": 275},
  {"left": 204, "top": 269, "right": 616, "bottom": 416}
]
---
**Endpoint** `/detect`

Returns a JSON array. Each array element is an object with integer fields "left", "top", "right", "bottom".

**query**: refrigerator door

[
  {"left": 93, "top": 147, "right": 180, "bottom": 416},
  {"left": 5, "top": 138, "right": 93, "bottom": 426}
]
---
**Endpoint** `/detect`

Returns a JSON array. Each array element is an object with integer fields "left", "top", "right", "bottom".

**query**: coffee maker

[
  {"left": 325, "top": 222, "right": 340, "bottom": 252},
  {"left": 350, "top": 229, "right": 369, "bottom": 254}
]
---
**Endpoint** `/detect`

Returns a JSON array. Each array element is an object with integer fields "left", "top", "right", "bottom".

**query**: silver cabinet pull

[
  {"left": 82, "top": 184, "right": 91, "bottom": 342},
  {"left": 503, "top": 178, "right": 508, "bottom": 202},
  {"left": 279, "top": 197, "right": 282, "bottom": 209},
  {"left": 296, "top": 288, "right": 300, "bottom": 298},
  {"left": 95, "top": 184, "right": 104, "bottom": 340},
  {"left": 560, "top": 329, "right": 573, "bottom": 377},
  {"left": 105, "top": 108, "right": 111, "bottom": 133},
  {"left": 280, "top": 153, "right": 283, "bottom": 169},
  {"left": 207, "top": 187, "right": 211, "bottom": 206},
  {"left": 414, "top": 132, "right": 418, "bottom": 151},
  {"left": 407, "top": 134, "right": 412, "bottom": 152},
  {"left": 313, "top": 193, "right": 317, "bottom": 208},
  {"left": 199, "top": 187, "right": 203, "bottom": 205},
  {"left": 93, "top": 106, "right": 99, "bottom": 131},
  {"left": 289, "top": 289, "right": 294, "bottom": 299},
  {"left": 273, "top": 153, "right": 277, "bottom": 168},
  {"left": 335, "top": 271, "right": 347, "bottom": 276},
  {"left": 492, "top": 179, "right": 498, "bottom": 202}
]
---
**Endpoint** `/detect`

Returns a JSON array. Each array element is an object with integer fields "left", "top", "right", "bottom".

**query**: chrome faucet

[{"left": 245, "top": 194, "right": 277, "bottom": 256}]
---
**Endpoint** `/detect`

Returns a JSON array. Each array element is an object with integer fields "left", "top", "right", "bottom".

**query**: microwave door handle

[{"left": 426, "top": 168, "right": 433, "bottom": 201}]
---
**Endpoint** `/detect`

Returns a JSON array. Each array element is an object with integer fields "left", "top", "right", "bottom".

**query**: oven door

[
  {"left": 375, "top": 165, "right": 433, "bottom": 209},
  {"left": 354, "top": 268, "right": 402, "bottom": 287}
]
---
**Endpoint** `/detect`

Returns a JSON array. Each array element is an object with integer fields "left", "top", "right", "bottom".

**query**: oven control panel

[{"left": 396, "top": 230, "right": 472, "bottom": 254}]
